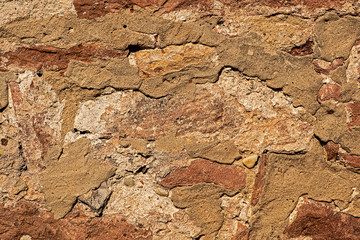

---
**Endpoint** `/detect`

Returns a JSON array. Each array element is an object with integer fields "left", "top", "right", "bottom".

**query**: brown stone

[
  {"left": 324, "top": 141, "right": 339, "bottom": 161},
  {"left": 284, "top": 196, "right": 360, "bottom": 240},
  {"left": 0, "top": 201, "right": 151, "bottom": 240},
  {"left": 41, "top": 138, "right": 116, "bottom": 219},
  {"left": 160, "top": 158, "right": 246, "bottom": 191},
  {"left": 346, "top": 101, "right": 360, "bottom": 127},
  {"left": 0, "top": 43, "right": 127, "bottom": 73},
  {"left": 170, "top": 183, "right": 226, "bottom": 239},
  {"left": 1, "top": 138, "right": 8, "bottom": 146},
  {"left": 314, "top": 13, "right": 360, "bottom": 61},
  {"left": 251, "top": 154, "right": 267, "bottom": 206}
]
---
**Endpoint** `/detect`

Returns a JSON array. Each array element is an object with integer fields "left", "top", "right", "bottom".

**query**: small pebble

[
  {"left": 124, "top": 177, "right": 135, "bottom": 187},
  {"left": 20, "top": 236, "right": 32, "bottom": 240},
  {"left": 242, "top": 154, "right": 258, "bottom": 169},
  {"left": 155, "top": 187, "right": 169, "bottom": 197}
]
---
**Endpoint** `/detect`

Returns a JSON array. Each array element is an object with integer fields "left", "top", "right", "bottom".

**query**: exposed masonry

[{"left": 1, "top": 1, "right": 360, "bottom": 239}]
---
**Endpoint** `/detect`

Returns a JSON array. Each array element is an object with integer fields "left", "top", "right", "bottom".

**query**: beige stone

[
  {"left": 0, "top": 72, "right": 14, "bottom": 111},
  {"left": 124, "top": 177, "right": 135, "bottom": 187},
  {"left": 242, "top": 155, "right": 258, "bottom": 169},
  {"left": 155, "top": 187, "right": 169, "bottom": 197}
]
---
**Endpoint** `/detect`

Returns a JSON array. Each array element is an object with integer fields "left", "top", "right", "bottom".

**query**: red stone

[
  {"left": 73, "top": 0, "right": 350, "bottom": 19},
  {"left": 73, "top": 0, "right": 213, "bottom": 19},
  {"left": 231, "top": 222, "right": 249, "bottom": 240},
  {"left": 339, "top": 153, "right": 360, "bottom": 168},
  {"left": 313, "top": 58, "right": 344, "bottom": 75},
  {"left": 317, "top": 82, "right": 341, "bottom": 103},
  {"left": 0, "top": 43, "right": 127, "bottom": 73},
  {"left": 0, "top": 201, "right": 151, "bottom": 240},
  {"left": 251, "top": 154, "right": 267, "bottom": 206},
  {"left": 160, "top": 158, "right": 246, "bottom": 191},
  {"left": 324, "top": 141, "right": 339, "bottom": 161},
  {"left": 284, "top": 196, "right": 360, "bottom": 240},
  {"left": 347, "top": 102, "right": 360, "bottom": 127}
]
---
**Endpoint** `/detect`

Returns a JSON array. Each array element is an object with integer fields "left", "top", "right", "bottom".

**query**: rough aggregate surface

[{"left": 1, "top": 0, "right": 360, "bottom": 239}]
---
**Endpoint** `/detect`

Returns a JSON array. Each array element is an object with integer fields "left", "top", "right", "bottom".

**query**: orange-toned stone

[
  {"left": 160, "top": 158, "right": 246, "bottom": 191},
  {"left": 251, "top": 154, "right": 267, "bottom": 206},
  {"left": 317, "top": 82, "right": 341, "bottom": 102},
  {"left": 0, "top": 43, "right": 127, "bottom": 72},
  {"left": 284, "top": 196, "right": 360, "bottom": 240},
  {"left": 346, "top": 102, "right": 360, "bottom": 127},
  {"left": 135, "top": 43, "right": 218, "bottom": 78}
]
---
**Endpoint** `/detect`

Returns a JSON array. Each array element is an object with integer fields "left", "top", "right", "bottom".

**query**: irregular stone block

[
  {"left": 0, "top": 201, "right": 151, "bottom": 240},
  {"left": 41, "top": 138, "right": 115, "bottom": 219},
  {"left": 0, "top": 72, "right": 11, "bottom": 111},
  {"left": 160, "top": 158, "right": 246, "bottom": 191},
  {"left": 284, "top": 195, "right": 360, "bottom": 240}
]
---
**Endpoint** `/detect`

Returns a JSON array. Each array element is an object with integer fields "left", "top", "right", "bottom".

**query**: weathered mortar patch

[{"left": 41, "top": 138, "right": 115, "bottom": 219}]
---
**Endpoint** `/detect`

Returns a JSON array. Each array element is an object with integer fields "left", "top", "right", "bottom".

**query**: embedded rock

[
  {"left": 2, "top": 2, "right": 360, "bottom": 240},
  {"left": 160, "top": 158, "right": 246, "bottom": 191},
  {"left": 0, "top": 72, "right": 11, "bottom": 111},
  {"left": 0, "top": 201, "right": 151, "bottom": 240},
  {"left": 284, "top": 196, "right": 360, "bottom": 240}
]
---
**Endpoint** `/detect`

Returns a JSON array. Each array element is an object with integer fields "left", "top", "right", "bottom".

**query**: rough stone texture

[
  {"left": 0, "top": 72, "right": 10, "bottom": 111},
  {"left": 317, "top": 82, "right": 341, "bottom": 103},
  {"left": 1, "top": 1, "right": 360, "bottom": 239},
  {"left": 284, "top": 196, "right": 360, "bottom": 240},
  {"left": 41, "top": 138, "right": 115, "bottom": 219},
  {"left": 160, "top": 158, "right": 246, "bottom": 191},
  {"left": 0, "top": 201, "right": 151, "bottom": 240},
  {"left": 0, "top": 44, "right": 128, "bottom": 72}
]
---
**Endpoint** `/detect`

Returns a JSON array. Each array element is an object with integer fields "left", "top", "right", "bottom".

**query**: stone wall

[{"left": 1, "top": 0, "right": 360, "bottom": 239}]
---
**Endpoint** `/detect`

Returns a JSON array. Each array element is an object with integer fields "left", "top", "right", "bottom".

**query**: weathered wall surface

[{"left": 1, "top": 0, "right": 360, "bottom": 239}]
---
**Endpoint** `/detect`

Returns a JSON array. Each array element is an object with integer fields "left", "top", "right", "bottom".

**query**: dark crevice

[
  {"left": 194, "top": 235, "right": 204, "bottom": 240},
  {"left": 286, "top": 40, "right": 314, "bottom": 56},
  {"left": 313, "top": 134, "right": 327, "bottom": 146},
  {"left": 73, "top": 128, "right": 91, "bottom": 134},
  {"left": 264, "top": 12, "right": 312, "bottom": 20},
  {"left": 57, "top": 148, "right": 64, "bottom": 161},
  {"left": 135, "top": 165, "right": 148, "bottom": 174},
  {"left": 127, "top": 44, "right": 148, "bottom": 54},
  {"left": 18, "top": 141, "right": 27, "bottom": 171}
]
